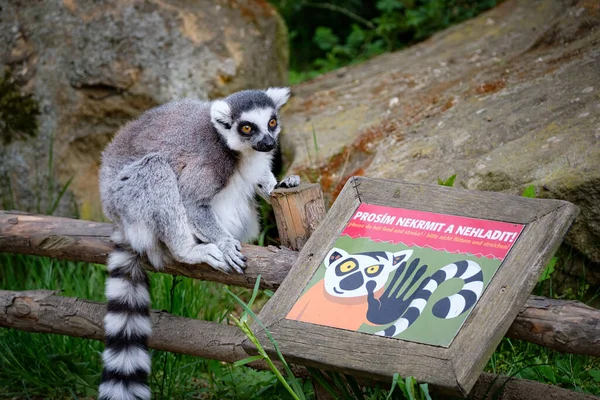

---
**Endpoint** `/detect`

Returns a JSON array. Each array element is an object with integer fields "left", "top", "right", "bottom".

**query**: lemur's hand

[
  {"left": 216, "top": 237, "right": 246, "bottom": 274},
  {"left": 256, "top": 175, "right": 301, "bottom": 204},
  {"left": 366, "top": 258, "right": 427, "bottom": 325},
  {"left": 256, "top": 174, "right": 277, "bottom": 203},
  {"left": 276, "top": 175, "right": 301, "bottom": 189}
]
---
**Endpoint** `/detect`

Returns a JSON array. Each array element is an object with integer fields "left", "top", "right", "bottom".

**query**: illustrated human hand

[{"left": 366, "top": 258, "right": 428, "bottom": 325}]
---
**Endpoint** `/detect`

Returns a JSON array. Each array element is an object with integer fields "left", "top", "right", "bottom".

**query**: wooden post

[
  {"left": 270, "top": 183, "right": 330, "bottom": 399},
  {"left": 270, "top": 183, "right": 327, "bottom": 251}
]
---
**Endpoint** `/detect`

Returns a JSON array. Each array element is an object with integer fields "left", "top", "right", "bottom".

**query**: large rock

[
  {"left": 0, "top": 0, "right": 288, "bottom": 220},
  {"left": 281, "top": 0, "right": 600, "bottom": 263}
]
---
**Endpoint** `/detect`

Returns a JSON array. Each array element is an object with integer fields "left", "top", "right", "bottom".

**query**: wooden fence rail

[
  {"left": 2, "top": 289, "right": 598, "bottom": 400},
  {"left": 0, "top": 289, "right": 250, "bottom": 365}
]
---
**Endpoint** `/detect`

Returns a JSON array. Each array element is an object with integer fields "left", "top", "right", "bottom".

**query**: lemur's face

[
  {"left": 234, "top": 107, "right": 280, "bottom": 152},
  {"left": 323, "top": 248, "right": 413, "bottom": 298},
  {"left": 210, "top": 88, "right": 290, "bottom": 153}
]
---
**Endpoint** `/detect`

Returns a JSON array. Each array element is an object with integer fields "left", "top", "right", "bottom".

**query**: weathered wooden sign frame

[{"left": 253, "top": 177, "right": 579, "bottom": 396}]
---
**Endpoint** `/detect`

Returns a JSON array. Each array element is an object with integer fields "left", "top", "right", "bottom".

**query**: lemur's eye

[
  {"left": 339, "top": 260, "right": 357, "bottom": 273},
  {"left": 365, "top": 264, "right": 383, "bottom": 277},
  {"left": 241, "top": 125, "right": 252, "bottom": 134},
  {"left": 268, "top": 118, "right": 277, "bottom": 128}
]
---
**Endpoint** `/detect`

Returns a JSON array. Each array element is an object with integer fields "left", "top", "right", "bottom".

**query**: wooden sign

[{"left": 255, "top": 177, "right": 579, "bottom": 396}]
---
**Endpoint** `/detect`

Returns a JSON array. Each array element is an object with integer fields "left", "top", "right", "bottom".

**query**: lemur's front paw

[
  {"left": 217, "top": 238, "right": 246, "bottom": 274},
  {"left": 256, "top": 174, "right": 277, "bottom": 202},
  {"left": 276, "top": 175, "right": 300, "bottom": 189}
]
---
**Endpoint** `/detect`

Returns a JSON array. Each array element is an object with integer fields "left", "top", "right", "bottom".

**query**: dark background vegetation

[{"left": 268, "top": 0, "right": 500, "bottom": 82}]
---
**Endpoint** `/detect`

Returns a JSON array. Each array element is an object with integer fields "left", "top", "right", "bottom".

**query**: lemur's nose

[
  {"left": 339, "top": 272, "right": 364, "bottom": 291},
  {"left": 254, "top": 135, "right": 276, "bottom": 152}
]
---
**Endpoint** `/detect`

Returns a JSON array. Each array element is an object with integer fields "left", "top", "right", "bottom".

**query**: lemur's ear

[
  {"left": 265, "top": 87, "right": 290, "bottom": 109},
  {"left": 210, "top": 100, "right": 232, "bottom": 129},
  {"left": 392, "top": 250, "right": 413, "bottom": 266},
  {"left": 325, "top": 247, "right": 348, "bottom": 267}
]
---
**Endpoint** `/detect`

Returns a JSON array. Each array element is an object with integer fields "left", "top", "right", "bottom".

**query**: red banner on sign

[{"left": 342, "top": 204, "right": 524, "bottom": 259}]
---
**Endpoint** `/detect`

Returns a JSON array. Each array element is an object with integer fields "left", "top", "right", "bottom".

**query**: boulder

[
  {"left": 0, "top": 0, "right": 288, "bottom": 220},
  {"left": 281, "top": 0, "right": 600, "bottom": 264}
]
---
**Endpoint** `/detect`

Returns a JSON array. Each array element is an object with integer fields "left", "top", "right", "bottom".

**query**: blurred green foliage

[{"left": 268, "top": 0, "right": 500, "bottom": 83}]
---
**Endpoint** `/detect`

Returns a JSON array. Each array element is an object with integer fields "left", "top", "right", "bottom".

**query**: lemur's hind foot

[{"left": 183, "top": 243, "right": 236, "bottom": 274}]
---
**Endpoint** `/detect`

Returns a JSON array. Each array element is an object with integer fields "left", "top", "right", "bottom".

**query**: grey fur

[
  {"left": 98, "top": 88, "right": 299, "bottom": 399},
  {"left": 223, "top": 90, "right": 277, "bottom": 120}
]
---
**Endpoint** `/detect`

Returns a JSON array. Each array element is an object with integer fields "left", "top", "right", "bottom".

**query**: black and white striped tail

[
  {"left": 430, "top": 260, "right": 483, "bottom": 319},
  {"left": 99, "top": 249, "right": 152, "bottom": 400},
  {"left": 376, "top": 260, "right": 483, "bottom": 337}
]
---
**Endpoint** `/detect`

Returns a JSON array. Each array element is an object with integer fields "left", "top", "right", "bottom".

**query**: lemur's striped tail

[
  {"left": 99, "top": 248, "right": 152, "bottom": 400},
  {"left": 376, "top": 260, "right": 483, "bottom": 338}
]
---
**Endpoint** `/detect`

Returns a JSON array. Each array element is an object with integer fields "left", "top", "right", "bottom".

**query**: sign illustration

[{"left": 286, "top": 203, "right": 524, "bottom": 347}]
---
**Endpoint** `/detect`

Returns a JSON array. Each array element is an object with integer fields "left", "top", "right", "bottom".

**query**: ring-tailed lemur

[
  {"left": 98, "top": 88, "right": 299, "bottom": 400},
  {"left": 289, "top": 247, "right": 483, "bottom": 337}
]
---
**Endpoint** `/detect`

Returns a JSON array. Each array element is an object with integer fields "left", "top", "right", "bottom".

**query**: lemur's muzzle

[{"left": 253, "top": 135, "right": 276, "bottom": 152}]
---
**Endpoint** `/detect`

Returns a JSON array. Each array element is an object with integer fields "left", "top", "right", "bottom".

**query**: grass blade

[
  {"left": 330, "top": 372, "right": 353, "bottom": 400},
  {"left": 233, "top": 355, "right": 263, "bottom": 367},
  {"left": 245, "top": 274, "right": 262, "bottom": 314},
  {"left": 521, "top": 184, "right": 536, "bottom": 198},
  {"left": 386, "top": 372, "right": 402, "bottom": 400},
  {"left": 405, "top": 376, "right": 417, "bottom": 400},
  {"left": 47, "top": 175, "right": 74, "bottom": 215},
  {"left": 345, "top": 373, "right": 365, "bottom": 400},
  {"left": 307, "top": 367, "right": 338, "bottom": 399},
  {"left": 225, "top": 277, "right": 306, "bottom": 400},
  {"left": 419, "top": 383, "right": 432, "bottom": 400}
]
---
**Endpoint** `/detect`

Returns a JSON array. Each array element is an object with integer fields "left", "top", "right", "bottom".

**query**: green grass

[
  {"left": 486, "top": 339, "right": 600, "bottom": 395},
  {"left": 0, "top": 254, "right": 295, "bottom": 399},
  {"left": 1, "top": 253, "right": 599, "bottom": 399}
]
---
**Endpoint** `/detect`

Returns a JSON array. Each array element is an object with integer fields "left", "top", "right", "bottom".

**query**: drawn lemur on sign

[{"left": 288, "top": 247, "right": 484, "bottom": 337}]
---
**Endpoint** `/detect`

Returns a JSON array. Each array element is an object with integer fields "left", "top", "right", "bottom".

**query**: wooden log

[
  {"left": 506, "top": 295, "right": 600, "bottom": 356},
  {"left": 270, "top": 183, "right": 327, "bottom": 250},
  {"left": 1, "top": 290, "right": 598, "bottom": 400},
  {"left": 312, "top": 372, "right": 600, "bottom": 400},
  {"left": 0, "top": 211, "right": 296, "bottom": 291},
  {"left": 1, "top": 210, "right": 600, "bottom": 357},
  {"left": 467, "top": 372, "right": 600, "bottom": 400},
  {"left": 0, "top": 289, "right": 250, "bottom": 364}
]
